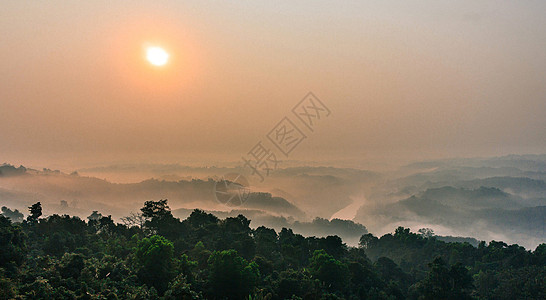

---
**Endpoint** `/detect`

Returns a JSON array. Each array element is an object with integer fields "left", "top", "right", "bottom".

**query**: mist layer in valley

[{"left": 1, "top": 154, "right": 545, "bottom": 249}]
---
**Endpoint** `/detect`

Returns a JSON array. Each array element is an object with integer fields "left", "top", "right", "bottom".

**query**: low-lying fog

[{"left": 1, "top": 154, "right": 545, "bottom": 249}]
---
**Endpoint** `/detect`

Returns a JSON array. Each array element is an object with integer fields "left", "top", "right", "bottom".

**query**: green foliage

[
  {"left": 135, "top": 235, "right": 175, "bottom": 294},
  {"left": 0, "top": 275, "right": 17, "bottom": 299},
  {"left": 207, "top": 249, "right": 259, "bottom": 299},
  {"left": 216, "top": 215, "right": 256, "bottom": 259},
  {"left": 0, "top": 201, "right": 543, "bottom": 299},
  {"left": 59, "top": 253, "right": 85, "bottom": 279},
  {"left": 254, "top": 226, "right": 278, "bottom": 258},
  {"left": 410, "top": 257, "right": 473, "bottom": 300},
  {"left": 140, "top": 200, "right": 182, "bottom": 240},
  {"left": 309, "top": 249, "right": 349, "bottom": 293},
  {"left": 27, "top": 202, "right": 42, "bottom": 224},
  {"left": 275, "top": 269, "right": 315, "bottom": 299},
  {"left": 163, "top": 274, "right": 200, "bottom": 299},
  {"left": 188, "top": 241, "right": 211, "bottom": 269},
  {"left": 0, "top": 216, "right": 26, "bottom": 274},
  {"left": 87, "top": 211, "right": 103, "bottom": 222},
  {"left": 141, "top": 200, "right": 171, "bottom": 221},
  {"left": 359, "top": 232, "right": 378, "bottom": 249}
]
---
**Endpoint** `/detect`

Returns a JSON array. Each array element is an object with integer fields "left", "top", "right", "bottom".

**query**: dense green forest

[{"left": 1, "top": 200, "right": 545, "bottom": 299}]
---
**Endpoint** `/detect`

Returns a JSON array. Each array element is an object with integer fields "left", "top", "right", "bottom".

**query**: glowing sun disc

[{"left": 146, "top": 46, "right": 169, "bottom": 66}]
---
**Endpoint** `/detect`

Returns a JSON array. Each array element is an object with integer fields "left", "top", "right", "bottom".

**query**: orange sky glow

[{"left": 1, "top": 1, "right": 545, "bottom": 170}]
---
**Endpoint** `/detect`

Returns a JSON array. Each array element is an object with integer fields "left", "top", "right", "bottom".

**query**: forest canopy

[{"left": 0, "top": 200, "right": 544, "bottom": 299}]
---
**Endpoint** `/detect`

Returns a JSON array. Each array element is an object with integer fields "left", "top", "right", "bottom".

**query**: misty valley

[
  {"left": 3, "top": 2, "right": 546, "bottom": 298},
  {"left": 1, "top": 155, "right": 545, "bottom": 299}
]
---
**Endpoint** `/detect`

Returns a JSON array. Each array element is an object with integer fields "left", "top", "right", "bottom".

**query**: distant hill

[
  {"left": 0, "top": 164, "right": 28, "bottom": 177},
  {"left": 355, "top": 185, "right": 545, "bottom": 249},
  {"left": 0, "top": 164, "right": 308, "bottom": 221}
]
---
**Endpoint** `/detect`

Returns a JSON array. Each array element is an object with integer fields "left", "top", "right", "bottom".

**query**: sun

[{"left": 146, "top": 46, "right": 169, "bottom": 66}]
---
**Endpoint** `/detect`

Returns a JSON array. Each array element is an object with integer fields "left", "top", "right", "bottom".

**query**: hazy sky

[{"left": 1, "top": 1, "right": 545, "bottom": 169}]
